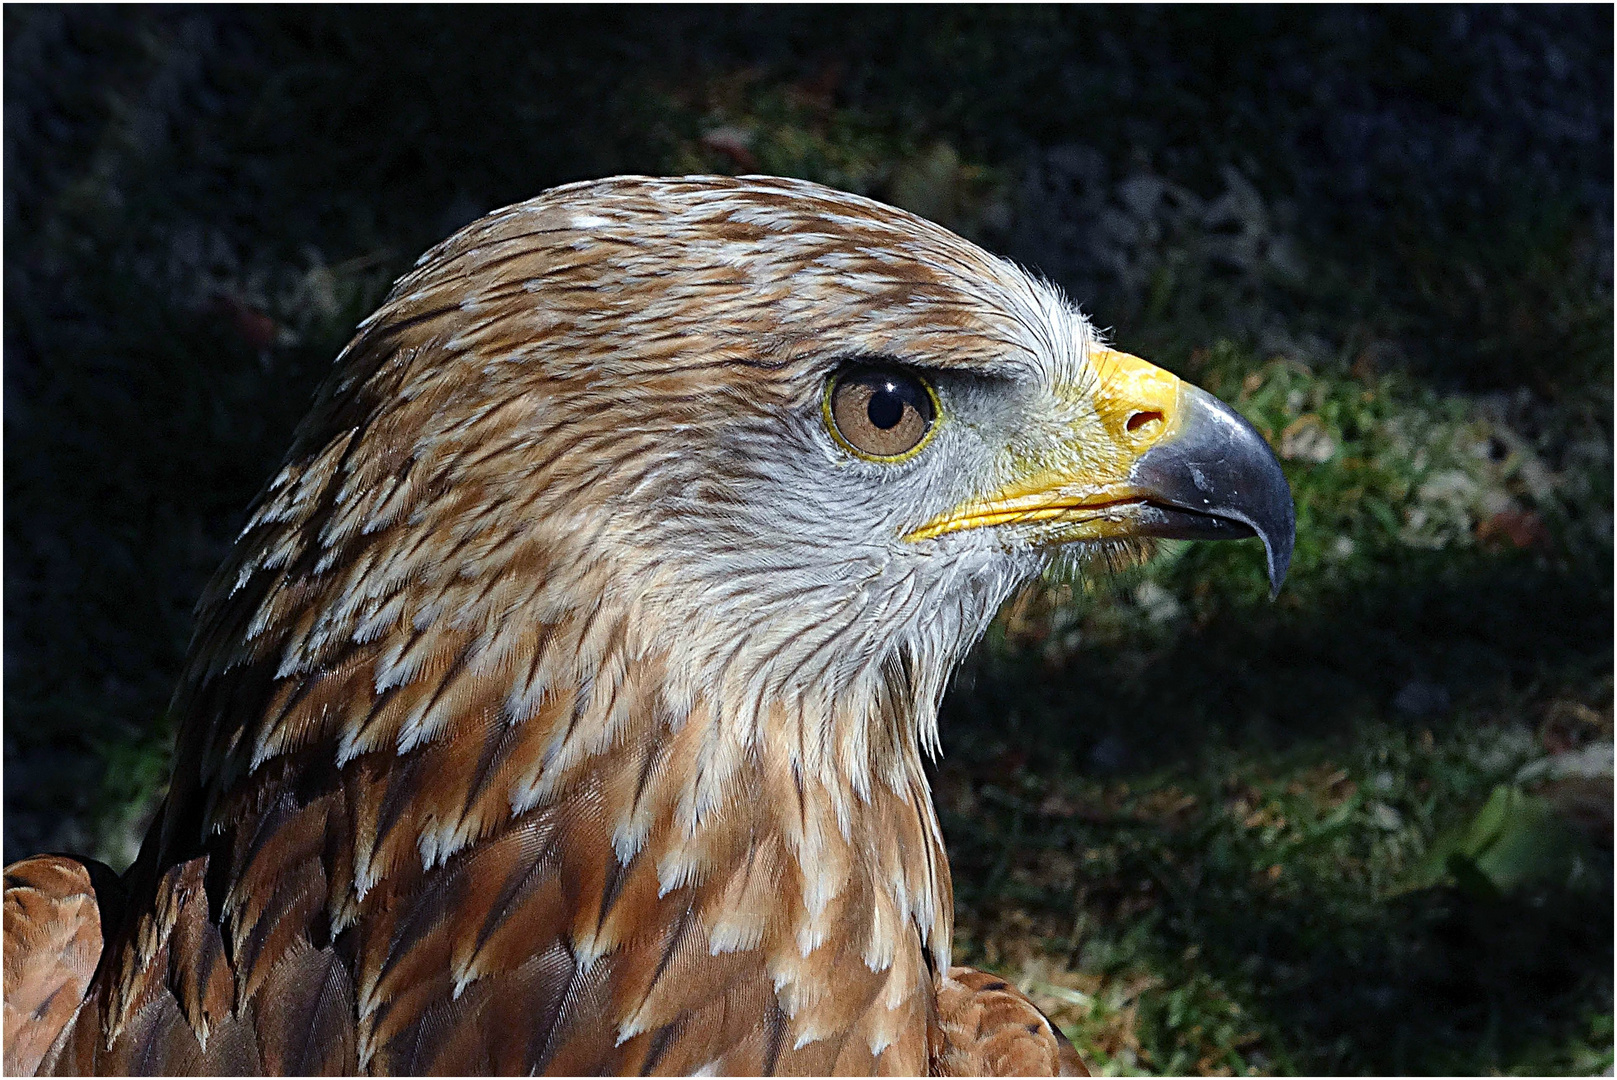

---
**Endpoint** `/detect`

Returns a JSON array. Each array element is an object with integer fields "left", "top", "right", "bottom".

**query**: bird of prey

[{"left": 5, "top": 175, "right": 1292, "bottom": 1076}]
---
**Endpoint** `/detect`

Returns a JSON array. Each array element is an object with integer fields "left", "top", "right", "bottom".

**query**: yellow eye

[{"left": 824, "top": 366, "right": 939, "bottom": 462}]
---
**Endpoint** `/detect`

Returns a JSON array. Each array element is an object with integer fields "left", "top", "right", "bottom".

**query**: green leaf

[{"left": 1400, "top": 784, "right": 1585, "bottom": 897}]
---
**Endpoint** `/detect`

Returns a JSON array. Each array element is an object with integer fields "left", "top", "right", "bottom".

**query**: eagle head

[{"left": 78, "top": 175, "right": 1293, "bottom": 1076}]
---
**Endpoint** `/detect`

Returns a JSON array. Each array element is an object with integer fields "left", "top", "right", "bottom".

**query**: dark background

[{"left": 5, "top": 6, "right": 1612, "bottom": 1074}]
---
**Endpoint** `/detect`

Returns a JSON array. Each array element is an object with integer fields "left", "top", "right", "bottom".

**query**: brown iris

[{"left": 825, "top": 366, "right": 939, "bottom": 461}]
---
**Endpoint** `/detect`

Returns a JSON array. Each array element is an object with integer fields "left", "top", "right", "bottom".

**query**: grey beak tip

[
  {"left": 1266, "top": 539, "right": 1292, "bottom": 600},
  {"left": 1255, "top": 462, "right": 1296, "bottom": 600}
]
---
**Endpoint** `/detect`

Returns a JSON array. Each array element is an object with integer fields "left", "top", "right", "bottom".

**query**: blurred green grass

[{"left": 5, "top": 8, "right": 1610, "bottom": 1074}]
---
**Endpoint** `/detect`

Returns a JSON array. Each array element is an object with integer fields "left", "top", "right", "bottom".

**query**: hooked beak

[
  {"left": 1121, "top": 378, "right": 1296, "bottom": 594},
  {"left": 906, "top": 351, "right": 1296, "bottom": 596}
]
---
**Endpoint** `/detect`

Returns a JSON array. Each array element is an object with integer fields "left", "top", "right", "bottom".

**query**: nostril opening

[{"left": 1126, "top": 410, "right": 1164, "bottom": 433}]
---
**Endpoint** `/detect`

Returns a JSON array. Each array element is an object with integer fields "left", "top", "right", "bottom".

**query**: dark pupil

[{"left": 867, "top": 386, "right": 905, "bottom": 429}]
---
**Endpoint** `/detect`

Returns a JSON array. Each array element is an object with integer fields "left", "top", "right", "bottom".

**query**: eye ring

[{"left": 823, "top": 365, "right": 941, "bottom": 463}]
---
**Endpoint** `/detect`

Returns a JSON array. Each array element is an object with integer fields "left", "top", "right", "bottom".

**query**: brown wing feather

[
  {"left": 930, "top": 966, "right": 1090, "bottom": 1076},
  {"left": 4, "top": 856, "right": 120, "bottom": 1076}
]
